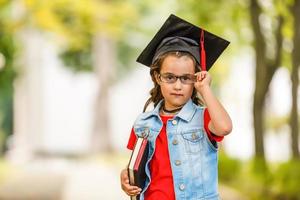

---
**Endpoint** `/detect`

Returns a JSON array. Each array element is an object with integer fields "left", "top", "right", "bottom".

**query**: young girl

[{"left": 120, "top": 14, "right": 232, "bottom": 200}]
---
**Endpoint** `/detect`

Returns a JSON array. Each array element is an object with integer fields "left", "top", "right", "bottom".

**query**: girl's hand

[
  {"left": 194, "top": 71, "right": 212, "bottom": 94},
  {"left": 120, "top": 168, "right": 142, "bottom": 196}
]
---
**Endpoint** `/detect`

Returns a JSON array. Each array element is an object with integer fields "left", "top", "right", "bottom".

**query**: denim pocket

[{"left": 181, "top": 129, "right": 204, "bottom": 153}]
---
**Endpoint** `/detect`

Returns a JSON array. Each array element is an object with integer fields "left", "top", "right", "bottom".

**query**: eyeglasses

[{"left": 158, "top": 73, "right": 196, "bottom": 84}]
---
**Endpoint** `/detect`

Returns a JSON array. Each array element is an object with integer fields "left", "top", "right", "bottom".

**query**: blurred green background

[{"left": 0, "top": 0, "right": 300, "bottom": 199}]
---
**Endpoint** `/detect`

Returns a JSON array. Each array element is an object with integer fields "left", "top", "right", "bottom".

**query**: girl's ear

[{"left": 154, "top": 72, "right": 161, "bottom": 85}]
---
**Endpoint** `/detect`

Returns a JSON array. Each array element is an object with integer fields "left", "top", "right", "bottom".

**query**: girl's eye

[
  {"left": 181, "top": 75, "right": 191, "bottom": 81},
  {"left": 166, "top": 75, "right": 175, "bottom": 80}
]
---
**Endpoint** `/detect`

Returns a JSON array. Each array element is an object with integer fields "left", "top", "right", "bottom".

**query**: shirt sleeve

[
  {"left": 126, "top": 127, "right": 137, "bottom": 150},
  {"left": 204, "top": 108, "right": 224, "bottom": 142}
]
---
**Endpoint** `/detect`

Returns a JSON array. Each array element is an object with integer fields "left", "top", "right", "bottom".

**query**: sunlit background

[{"left": 0, "top": 0, "right": 300, "bottom": 199}]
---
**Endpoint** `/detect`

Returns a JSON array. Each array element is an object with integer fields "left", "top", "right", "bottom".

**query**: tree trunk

[
  {"left": 290, "top": 0, "right": 300, "bottom": 159},
  {"left": 91, "top": 34, "right": 115, "bottom": 153},
  {"left": 250, "top": 0, "right": 283, "bottom": 170},
  {"left": 250, "top": 0, "right": 267, "bottom": 167},
  {"left": 11, "top": 29, "right": 45, "bottom": 162}
]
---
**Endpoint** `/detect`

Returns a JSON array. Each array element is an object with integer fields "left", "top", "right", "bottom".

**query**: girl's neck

[
  {"left": 160, "top": 104, "right": 183, "bottom": 116},
  {"left": 163, "top": 106, "right": 182, "bottom": 113}
]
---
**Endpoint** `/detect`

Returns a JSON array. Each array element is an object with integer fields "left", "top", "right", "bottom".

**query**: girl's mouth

[{"left": 171, "top": 93, "right": 183, "bottom": 96}]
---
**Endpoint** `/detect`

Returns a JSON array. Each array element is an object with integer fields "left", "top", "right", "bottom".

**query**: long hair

[{"left": 143, "top": 51, "right": 204, "bottom": 112}]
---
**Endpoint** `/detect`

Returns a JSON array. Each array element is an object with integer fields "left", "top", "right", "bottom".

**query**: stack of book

[{"left": 127, "top": 137, "right": 149, "bottom": 200}]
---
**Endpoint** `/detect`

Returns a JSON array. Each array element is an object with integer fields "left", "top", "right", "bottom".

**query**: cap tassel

[{"left": 200, "top": 30, "right": 206, "bottom": 71}]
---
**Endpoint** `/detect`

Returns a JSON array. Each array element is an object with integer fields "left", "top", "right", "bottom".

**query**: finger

[
  {"left": 128, "top": 186, "right": 141, "bottom": 191},
  {"left": 123, "top": 183, "right": 140, "bottom": 191},
  {"left": 126, "top": 191, "right": 139, "bottom": 197},
  {"left": 196, "top": 73, "right": 203, "bottom": 82},
  {"left": 122, "top": 182, "right": 131, "bottom": 191},
  {"left": 125, "top": 187, "right": 141, "bottom": 196},
  {"left": 195, "top": 73, "right": 201, "bottom": 82},
  {"left": 128, "top": 188, "right": 142, "bottom": 194},
  {"left": 128, "top": 188, "right": 142, "bottom": 196},
  {"left": 127, "top": 185, "right": 141, "bottom": 191},
  {"left": 125, "top": 190, "right": 134, "bottom": 196}
]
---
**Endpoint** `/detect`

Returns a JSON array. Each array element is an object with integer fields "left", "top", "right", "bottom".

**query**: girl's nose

[{"left": 174, "top": 78, "right": 182, "bottom": 90}]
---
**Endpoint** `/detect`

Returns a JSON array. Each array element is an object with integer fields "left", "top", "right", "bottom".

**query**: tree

[
  {"left": 14, "top": 0, "right": 138, "bottom": 153},
  {"left": 176, "top": 0, "right": 249, "bottom": 87},
  {"left": 0, "top": 0, "right": 16, "bottom": 153},
  {"left": 250, "top": 0, "right": 284, "bottom": 171},
  {"left": 290, "top": 0, "right": 300, "bottom": 159}
]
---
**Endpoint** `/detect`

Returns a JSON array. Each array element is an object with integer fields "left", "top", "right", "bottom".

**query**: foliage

[
  {"left": 20, "top": 0, "right": 138, "bottom": 73},
  {"left": 265, "top": 115, "right": 289, "bottom": 132},
  {"left": 22, "top": 0, "right": 137, "bottom": 45},
  {"left": 60, "top": 48, "right": 93, "bottom": 72},
  {"left": 219, "top": 151, "right": 242, "bottom": 183},
  {"left": 220, "top": 155, "right": 300, "bottom": 199},
  {"left": 0, "top": 0, "right": 16, "bottom": 153},
  {"left": 175, "top": 0, "right": 250, "bottom": 91},
  {"left": 270, "top": 160, "right": 300, "bottom": 199}
]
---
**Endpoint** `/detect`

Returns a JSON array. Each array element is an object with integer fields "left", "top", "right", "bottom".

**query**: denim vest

[{"left": 133, "top": 99, "right": 220, "bottom": 200}]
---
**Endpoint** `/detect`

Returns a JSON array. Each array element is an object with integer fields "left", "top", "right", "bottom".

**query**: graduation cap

[{"left": 136, "top": 14, "right": 230, "bottom": 71}]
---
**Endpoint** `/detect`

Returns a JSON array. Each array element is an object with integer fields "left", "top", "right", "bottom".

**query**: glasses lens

[
  {"left": 160, "top": 73, "right": 176, "bottom": 83},
  {"left": 180, "top": 74, "right": 196, "bottom": 84}
]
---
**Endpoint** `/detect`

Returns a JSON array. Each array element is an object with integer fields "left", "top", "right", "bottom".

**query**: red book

[{"left": 128, "top": 137, "right": 149, "bottom": 200}]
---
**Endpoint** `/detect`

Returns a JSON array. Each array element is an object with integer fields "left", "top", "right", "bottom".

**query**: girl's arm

[{"left": 195, "top": 71, "right": 232, "bottom": 136}]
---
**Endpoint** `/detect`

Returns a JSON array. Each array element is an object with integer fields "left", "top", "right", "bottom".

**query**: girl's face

[{"left": 156, "top": 54, "right": 195, "bottom": 110}]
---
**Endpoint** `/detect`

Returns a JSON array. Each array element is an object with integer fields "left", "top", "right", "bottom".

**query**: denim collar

[
  {"left": 141, "top": 98, "right": 196, "bottom": 122},
  {"left": 140, "top": 100, "right": 163, "bottom": 120},
  {"left": 176, "top": 99, "right": 197, "bottom": 122}
]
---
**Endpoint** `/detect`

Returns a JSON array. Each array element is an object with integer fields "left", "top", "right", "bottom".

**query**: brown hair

[{"left": 143, "top": 51, "right": 204, "bottom": 112}]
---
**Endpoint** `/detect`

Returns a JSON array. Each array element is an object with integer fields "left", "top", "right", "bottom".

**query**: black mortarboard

[{"left": 136, "top": 14, "right": 230, "bottom": 71}]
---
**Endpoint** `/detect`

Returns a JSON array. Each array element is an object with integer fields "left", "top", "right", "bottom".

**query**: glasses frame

[{"left": 158, "top": 73, "right": 197, "bottom": 84}]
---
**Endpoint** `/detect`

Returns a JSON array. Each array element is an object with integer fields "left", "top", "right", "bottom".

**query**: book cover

[{"left": 128, "top": 137, "right": 149, "bottom": 200}]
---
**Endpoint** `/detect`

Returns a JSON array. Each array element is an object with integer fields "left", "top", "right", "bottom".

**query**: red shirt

[{"left": 126, "top": 108, "right": 223, "bottom": 200}]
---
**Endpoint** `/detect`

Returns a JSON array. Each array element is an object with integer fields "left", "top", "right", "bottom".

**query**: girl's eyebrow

[
  {"left": 161, "top": 72, "right": 194, "bottom": 75},
  {"left": 181, "top": 73, "right": 195, "bottom": 76}
]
